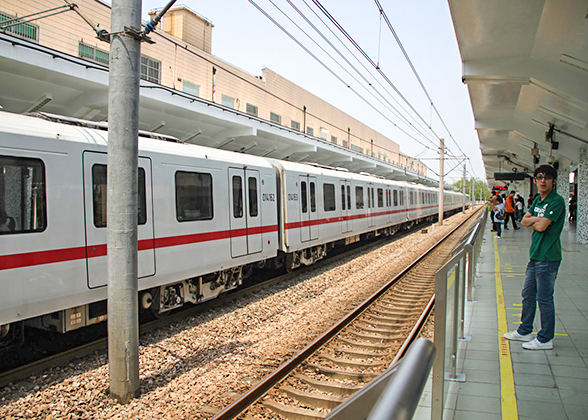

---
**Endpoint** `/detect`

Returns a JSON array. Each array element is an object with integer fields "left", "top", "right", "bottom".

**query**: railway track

[
  {"left": 211, "top": 206, "right": 482, "bottom": 420},
  {"left": 0, "top": 216, "right": 439, "bottom": 388}
]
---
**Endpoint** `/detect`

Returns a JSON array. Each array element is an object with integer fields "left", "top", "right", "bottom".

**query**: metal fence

[{"left": 432, "top": 209, "right": 487, "bottom": 419}]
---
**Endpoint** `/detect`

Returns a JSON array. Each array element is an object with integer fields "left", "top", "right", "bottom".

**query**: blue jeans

[{"left": 517, "top": 260, "right": 561, "bottom": 342}]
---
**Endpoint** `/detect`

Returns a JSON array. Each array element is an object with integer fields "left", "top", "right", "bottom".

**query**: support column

[
  {"left": 107, "top": 0, "right": 142, "bottom": 403},
  {"left": 578, "top": 146, "right": 588, "bottom": 244},
  {"left": 557, "top": 166, "right": 570, "bottom": 232}
]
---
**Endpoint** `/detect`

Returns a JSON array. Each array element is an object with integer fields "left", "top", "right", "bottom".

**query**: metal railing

[
  {"left": 432, "top": 208, "right": 487, "bottom": 419},
  {"left": 326, "top": 339, "right": 436, "bottom": 420}
]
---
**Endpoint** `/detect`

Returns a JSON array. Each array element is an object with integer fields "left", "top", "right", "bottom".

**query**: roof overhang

[
  {"left": 0, "top": 32, "right": 437, "bottom": 186},
  {"left": 449, "top": 0, "right": 588, "bottom": 183}
]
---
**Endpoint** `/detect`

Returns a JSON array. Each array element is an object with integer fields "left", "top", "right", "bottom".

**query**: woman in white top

[{"left": 493, "top": 197, "right": 505, "bottom": 238}]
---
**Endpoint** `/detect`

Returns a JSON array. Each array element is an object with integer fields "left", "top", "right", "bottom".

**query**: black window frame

[
  {"left": 175, "top": 171, "right": 214, "bottom": 222},
  {"left": 0, "top": 155, "right": 47, "bottom": 235}
]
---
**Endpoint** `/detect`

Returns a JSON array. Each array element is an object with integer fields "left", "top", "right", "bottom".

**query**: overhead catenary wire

[
  {"left": 247, "top": 0, "right": 437, "bottom": 152},
  {"left": 281, "top": 0, "right": 442, "bottom": 148},
  {"left": 372, "top": 0, "right": 477, "bottom": 177}
]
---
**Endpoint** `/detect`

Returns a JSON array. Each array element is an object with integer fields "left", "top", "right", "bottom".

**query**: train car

[
  {"left": 0, "top": 112, "right": 279, "bottom": 334},
  {"left": 270, "top": 160, "right": 417, "bottom": 270},
  {"left": 0, "top": 111, "right": 470, "bottom": 338}
]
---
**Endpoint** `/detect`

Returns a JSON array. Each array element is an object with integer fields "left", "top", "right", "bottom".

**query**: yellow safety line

[{"left": 494, "top": 235, "right": 518, "bottom": 419}]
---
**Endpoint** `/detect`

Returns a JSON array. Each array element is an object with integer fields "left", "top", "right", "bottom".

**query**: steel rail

[
  {"left": 0, "top": 218, "right": 426, "bottom": 387},
  {"left": 211, "top": 206, "right": 482, "bottom": 420}
]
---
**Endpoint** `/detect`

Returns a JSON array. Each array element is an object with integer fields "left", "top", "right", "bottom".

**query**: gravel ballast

[{"left": 0, "top": 210, "right": 474, "bottom": 419}]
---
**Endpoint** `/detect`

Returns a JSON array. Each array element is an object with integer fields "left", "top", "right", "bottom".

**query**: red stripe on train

[{"left": 0, "top": 224, "right": 278, "bottom": 271}]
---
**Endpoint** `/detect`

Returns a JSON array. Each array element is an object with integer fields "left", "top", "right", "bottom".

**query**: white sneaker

[
  {"left": 523, "top": 338, "right": 553, "bottom": 350},
  {"left": 504, "top": 331, "right": 533, "bottom": 341}
]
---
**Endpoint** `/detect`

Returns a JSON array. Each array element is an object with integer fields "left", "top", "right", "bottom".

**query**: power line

[
  {"left": 246, "top": 0, "right": 437, "bottom": 152},
  {"left": 373, "top": 0, "right": 477, "bottom": 178}
]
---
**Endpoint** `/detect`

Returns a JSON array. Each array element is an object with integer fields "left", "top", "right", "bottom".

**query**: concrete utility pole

[
  {"left": 107, "top": 0, "right": 142, "bottom": 403},
  {"left": 462, "top": 165, "right": 466, "bottom": 212},
  {"left": 438, "top": 138, "right": 444, "bottom": 226}
]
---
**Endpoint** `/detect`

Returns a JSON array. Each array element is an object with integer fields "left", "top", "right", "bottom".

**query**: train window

[
  {"left": 393, "top": 190, "right": 398, "bottom": 206},
  {"left": 232, "top": 176, "right": 243, "bottom": 218},
  {"left": 341, "top": 185, "right": 346, "bottom": 210},
  {"left": 355, "top": 186, "right": 364, "bottom": 209},
  {"left": 301, "top": 181, "right": 307, "bottom": 213},
  {"left": 324, "top": 184, "right": 336, "bottom": 212},
  {"left": 0, "top": 156, "right": 46, "bottom": 235},
  {"left": 175, "top": 171, "right": 213, "bottom": 221},
  {"left": 377, "top": 188, "right": 384, "bottom": 207},
  {"left": 400, "top": 190, "right": 404, "bottom": 206},
  {"left": 346, "top": 186, "right": 351, "bottom": 210},
  {"left": 310, "top": 182, "right": 316, "bottom": 212},
  {"left": 248, "top": 177, "right": 258, "bottom": 217},
  {"left": 409, "top": 191, "right": 413, "bottom": 206},
  {"left": 92, "top": 165, "right": 146, "bottom": 228},
  {"left": 371, "top": 188, "right": 375, "bottom": 209}
]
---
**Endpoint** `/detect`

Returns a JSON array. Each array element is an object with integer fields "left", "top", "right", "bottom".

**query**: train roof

[
  {"left": 268, "top": 159, "right": 407, "bottom": 185},
  {"left": 0, "top": 111, "right": 273, "bottom": 169}
]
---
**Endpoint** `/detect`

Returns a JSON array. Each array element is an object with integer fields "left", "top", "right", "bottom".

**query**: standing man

[
  {"left": 487, "top": 191, "right": 499, "bottom": 231},
  {"left": 504, "top": 165, "right": 566, "bottom": 350},
  {"left": 504, "top": 190, "right": 520, "bottom": 230}
]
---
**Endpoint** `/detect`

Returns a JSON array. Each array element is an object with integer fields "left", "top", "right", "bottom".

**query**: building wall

[{"left": 2, "top": 0, "right": 426, "bottom": 175}]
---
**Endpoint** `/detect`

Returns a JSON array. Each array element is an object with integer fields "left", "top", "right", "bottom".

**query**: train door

[
  {"left": 299, "top": 175, "right": 318, "bottom": 242},
  {"left": 83, "top": 152, "right": 155, "bottom": 289},
  {"left": 339, "top": 180, "right": 351, "bottom": 233},
  {"left": 229, "top": 167, "right": 262, "bottom": 258},
  {"left": 367, "top": 183, "right": 375, "bottom": 227}
]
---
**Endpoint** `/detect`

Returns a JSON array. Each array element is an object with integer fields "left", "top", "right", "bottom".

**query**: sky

[{"left": 135, "top": 0, "right": 483, "bottom": 182}]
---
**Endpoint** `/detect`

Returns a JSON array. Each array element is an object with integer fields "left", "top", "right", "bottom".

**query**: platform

[{"left": 415, "top": 222, "right": 588, "bottom": 420}]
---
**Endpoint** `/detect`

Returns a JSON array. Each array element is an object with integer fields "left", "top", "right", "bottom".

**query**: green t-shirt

[{"left": 528, "top": 190, "right": 566, "bottom": 261}]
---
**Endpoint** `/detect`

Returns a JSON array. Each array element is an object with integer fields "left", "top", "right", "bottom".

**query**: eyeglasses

[{"left": 534, "top": 175, "right": 554, "bottom": 181}]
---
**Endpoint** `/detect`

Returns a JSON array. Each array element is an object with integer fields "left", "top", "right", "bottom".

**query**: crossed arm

[{"left": 521, "top": 212, "right": 552, "bottom": 232}]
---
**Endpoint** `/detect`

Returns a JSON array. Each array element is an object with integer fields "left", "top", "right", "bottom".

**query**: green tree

[{"left": 452, "top": 179, "right": 490, "bottom": 202}]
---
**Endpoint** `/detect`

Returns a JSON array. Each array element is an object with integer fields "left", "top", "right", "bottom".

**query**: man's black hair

[
  {"left": 534, "top": 164, "right": 557, "bottom": 179},
  {"left": 510, "top": 190, "right": 516, "bottom": 194}
]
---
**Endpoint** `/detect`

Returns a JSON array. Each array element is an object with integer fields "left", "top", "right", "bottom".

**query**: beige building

[{"left": 0, "top": 0, "right": 425, "bottom": 175}]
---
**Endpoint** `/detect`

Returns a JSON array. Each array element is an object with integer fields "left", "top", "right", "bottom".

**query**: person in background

[
  {"left": 504, "top": 165, "right": 566, "bottom": 350},
  {"left": 504, "top": 190, "right": 520, "bottom": 230},
  {"left": 487, "top": 191, "right": 499, "bottom": 231},
  {"left": 569, "top": 194, "right": 577, "bottom": 223},
  {"left": 493, "top": 196, "right": 505, "bottom": 239},
  {"left": 515, "top": 195, "right": 525, "bottom": 221}
]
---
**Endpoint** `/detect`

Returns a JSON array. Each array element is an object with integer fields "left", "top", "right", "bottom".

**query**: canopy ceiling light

[{"left": 26, "top": 94, "right": 52, "bottom": 113}]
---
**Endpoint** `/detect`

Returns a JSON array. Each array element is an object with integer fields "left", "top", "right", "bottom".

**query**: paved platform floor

[{"left": 414, "top": 221, "right": 588, "bottom": 420}]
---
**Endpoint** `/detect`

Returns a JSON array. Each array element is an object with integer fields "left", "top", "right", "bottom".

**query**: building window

[
  {"left": 331, "top": 135, "right": 338, "bottom": 145},
  {"left": 306, "top": 127, "right": 314, "bottom": 136},
  {"left": 320, "top": 127, "right": 328, "bottom": 140},
  {"left": 141, "top": 55, "right": 161, "bottom": 84},
  {"left": 342, "top": 140, "right": 348, "bottom": 148},
  {"left": 350, "top": 144, "right": 364, "bottom": 154},
  {"left": 246, "top": 103, "right": 258, "bottom": 116},
  {"left": 270, "top": 112, "right": 281, "bottom": 124},
  {"left": 183, "top": 80, "right": 200, "bottom": 97},
  {"left": 0, "top": 11, "right": 39, "bottom": 42},
  {"left": 291, "top": 120, "right": 300, "bottom": 131},
  {"left": 221, "top": 94, "right": 235, "bottom": 109},
  {"left": 78, "top": 42, "right": 109, "bottom": 65},
  {"left": 0, "top": 155, "right": 46, "bottom": 235},
  {"left": 175, "top": 171, "right": 213, "bottom": 221}
]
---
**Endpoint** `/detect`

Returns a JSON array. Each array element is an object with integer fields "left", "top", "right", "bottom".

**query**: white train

[{"left": 0, "top": 112, "right": 468, "bottom": 336}]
